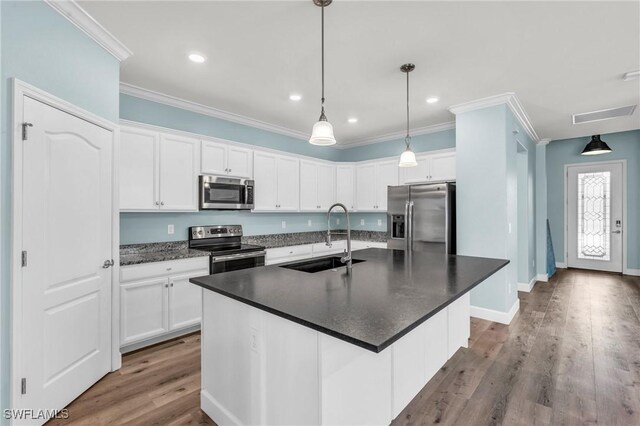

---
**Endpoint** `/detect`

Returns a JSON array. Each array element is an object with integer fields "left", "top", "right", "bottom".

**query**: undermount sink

[{"left": 280, "top": 256, "right": 366, "bottom": 273}]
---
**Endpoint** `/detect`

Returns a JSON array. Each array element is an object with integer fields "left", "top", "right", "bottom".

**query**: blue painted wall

[
  {"left": 546, "top": 130, "right": 640, "bottom": 270},
  {"left": 535, "top": 144, "right": 548, "bottom": 277},
  {"left": 0, "top": 0, "right": 121, "bottom": 415}
]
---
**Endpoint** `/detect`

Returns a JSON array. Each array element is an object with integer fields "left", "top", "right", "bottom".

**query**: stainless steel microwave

[{"left": 199, "top": 175, "right": 254, "bottom": 210}]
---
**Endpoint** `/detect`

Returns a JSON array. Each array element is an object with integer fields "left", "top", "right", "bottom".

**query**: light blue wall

[
  {"left": 456, "top": 105, "right": 517, "bottom": 313},
  {"left": 0, "top": 0, "right": 121, "bottom": 415},
  {"left": 337, "top": 129, "right": 456, "bottom": 162},
  {"left": 121, "top": 94, "right": 341, "bottom": 162},
  {"left": 547, "top": 130, "right": 640, "bottom": 270},
  {"left": 535, "top": 144, "right": 548, "bottom": 277}
]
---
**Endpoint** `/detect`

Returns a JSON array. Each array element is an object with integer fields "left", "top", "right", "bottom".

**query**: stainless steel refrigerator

[{"left": 387, "top": 183, "right": 456, "bottom": 254}]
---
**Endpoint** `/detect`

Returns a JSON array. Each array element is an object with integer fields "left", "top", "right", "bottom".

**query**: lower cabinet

[{"left": 120, "top": 257, "right": 209, "bottom": 348}]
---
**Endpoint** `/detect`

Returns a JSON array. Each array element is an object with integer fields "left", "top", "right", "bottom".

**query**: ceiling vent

[{"left": 572, "top": 105, "right": 637, "bottom": 124}]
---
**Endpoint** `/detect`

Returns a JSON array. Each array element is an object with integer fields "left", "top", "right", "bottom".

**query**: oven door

[
  {"left": 200, "top": 175, "right": 254, "bottom": 210},
  {"left": 210, "top": 251, "right": 266, "bottom": 274}
]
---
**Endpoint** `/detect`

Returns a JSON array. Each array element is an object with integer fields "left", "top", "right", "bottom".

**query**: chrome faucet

[{"left": 326, "top": 203, "right": 352, "bottom": 270}]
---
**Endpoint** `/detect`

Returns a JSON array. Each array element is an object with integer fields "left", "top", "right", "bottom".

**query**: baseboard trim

[
  {"left": 555, "top": 262, "right": 567, "bottom": 269},
  {"left": 201, "top": 389, "right": 241, "bottom": 426},
  {"left": 517, "top": 276, "right": 537, "bottom": 293},
  {"left": 624, "top": 268, "right": 640, "bottom": 276},
  {"left": 536, "top": 273, "right": 548, "bottom": 282},
  {"left": 471, "top": 298, "right": 520, "bottom": 325},
  {"left": 120, "top": 324, "right": 200, "bottom": 353}
]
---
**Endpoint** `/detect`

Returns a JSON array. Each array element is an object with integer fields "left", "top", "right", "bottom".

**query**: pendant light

[
  {"left": 399, "top": 63, "right": 418, "bottom": 167},
  {"left": 581, "top": 134, "right": 612, "bottom": 155},
  {"left": 309, "top": 0, "right": 336, "bottom": 146}
]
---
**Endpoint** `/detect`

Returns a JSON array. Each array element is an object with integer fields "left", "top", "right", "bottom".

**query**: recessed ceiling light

[
  {"left": 289, "top": 94, "right": 302, "bottom": 101},
  {"left": 188, "top": 53, "right": 205, "bottom": 64},
  {"left": 347, "top": 117, "right": 358, "bottom": 123},
  {"left": 426, "top": 96, "right": 440, "bottom": 104}
]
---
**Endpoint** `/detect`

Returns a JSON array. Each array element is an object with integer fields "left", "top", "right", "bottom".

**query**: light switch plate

[
  {"left": 336, "top": 218, "right": 340, "bottom": 225},
  {"left": 360, "top": 219, "right": 365, "bottom": 226},
  {"left": 167, "top": 224, "right": 175, "bottom": 235},
  {"left": 377, "top": 219, "right": 382, "bottom": 226},
  {"left": 308, "top": 219, "right": 312, "bottom": 227}
]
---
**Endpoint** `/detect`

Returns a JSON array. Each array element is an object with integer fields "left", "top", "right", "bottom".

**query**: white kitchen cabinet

[
  {"left": 201, "top": 139, "right": 253, "bottom": 178},
  {"left": 399, "top": 151, "right": 456, "bottom": 184},
  {"left": 120, "top": 127, "right": 159, "bottom": 210},
  {"left": 120, "top": 126, "right": 199, "bottom": 211},
  {"left": 300, "top": 160, "right": 336, "bottom": 211},
  {"left": 120, "top": 257, "right": 208, "bottom": 348},
  {"left": 356, "top": 161, "right": 398, "bottom": 211},
  {"left": 253, "top": 151, "right": 300, "bottom": 211},
  {"left": 336, "top": 165, "right": 356, "bottom": 210},
  {"left": 351, "top": 241, "right": 387, "bottom": 251},
  {"left": 159, "top": 134, "right": 199, "bottom": 211}
]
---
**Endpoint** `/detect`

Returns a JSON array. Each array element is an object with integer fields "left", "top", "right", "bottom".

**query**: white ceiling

[{"left": 80, "top": 1, "right": 640, "bottom": 145}]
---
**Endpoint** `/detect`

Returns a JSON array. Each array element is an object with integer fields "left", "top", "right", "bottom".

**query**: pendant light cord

[
  {"left": 405, "top": 68, "right": 410, "bottom": 146},
  {"left": 320, "top": 2, "right": 326, "bottom": 119}
]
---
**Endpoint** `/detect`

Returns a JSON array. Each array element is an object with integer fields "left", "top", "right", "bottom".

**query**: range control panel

[{"left": 190, "top": 225, "right": 243, "bottom": 240}]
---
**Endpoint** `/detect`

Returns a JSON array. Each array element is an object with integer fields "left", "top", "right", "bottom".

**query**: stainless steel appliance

[
  {"left": 387, "top": 183, "right": 456, "bottom": 254},
  {"left": 199, "top": 175, "right": 254, "bottom": 210},
  {"left": 189, "top": 225, "right": 265, "bottom": 274}
]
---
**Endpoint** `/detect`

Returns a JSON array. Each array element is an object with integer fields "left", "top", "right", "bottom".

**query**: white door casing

[
  {"left": 18, "top": 95, "right": 113, "bottom": 417},
  {"left": 566, "top": 162, "right": 624, "bottom": 273}
]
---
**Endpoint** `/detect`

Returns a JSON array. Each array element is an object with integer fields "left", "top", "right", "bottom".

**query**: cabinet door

[
  {"left": 120, "top": 277, "right": 168, "bottom": 345},
  {"left": 299, "top": 160, "right": 319, "bottom": 211},
  {"left": 356, "top": 164, "right": 376, "bottom": 211},
  {"left": 317, "top": 163, "right": 336, "bottom": 210},
  {"left": 253, "top": 151, "right": 278, "bottom": 210},
  {"left": 399, "top": 156, "right": 429, "bottom": 185},
  {"left": 159, "top": 134, "right": 199, "bottom": 210},
  {"left": 227, "top": 146, "right": 253, "bottom": 178},
  {"left": 429, "top": 152, "right": 456, "bottom": 182},
  {"left": 120, "top": 127, "right": 158, "bottom": 210},
  {"left": 276, "top": 156, "right": 300, "bottom": 211},
  {"left": 375, "top": 161, "right": 399, "bottom": 211},
  {"left": 169, "top": 270, "right": 207, "bottom": 330},
  {"left": 201, "top": 140, "right": 227, "bottom": 175},
  {"left": 336, "top": 166, "right": 355, "bottom": 210}
]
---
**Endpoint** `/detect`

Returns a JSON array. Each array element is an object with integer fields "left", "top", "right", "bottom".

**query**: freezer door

[
  {"left": 409, "top": 184, "right": 448, "bottom": 254},
  {"left": 387, "top": 185, "right": 409, "bottom": 250}
]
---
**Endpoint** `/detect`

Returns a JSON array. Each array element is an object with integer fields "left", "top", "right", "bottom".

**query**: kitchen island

[{"left": 190, "top": 248, "right": 508, "bottom": 426}]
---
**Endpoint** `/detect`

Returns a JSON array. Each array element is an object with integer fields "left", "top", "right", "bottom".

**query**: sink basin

[{"left": 280, "top": 256, "right": 366, "bottom": 273}]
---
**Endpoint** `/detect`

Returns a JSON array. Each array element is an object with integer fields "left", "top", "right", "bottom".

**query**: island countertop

[{"left": 190, "top": 248, "right": 509, "bottom": 352}]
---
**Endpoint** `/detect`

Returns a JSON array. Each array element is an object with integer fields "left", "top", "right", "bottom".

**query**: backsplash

[{"left": 120, "top": 211, "right": 388, "bottom": 245}]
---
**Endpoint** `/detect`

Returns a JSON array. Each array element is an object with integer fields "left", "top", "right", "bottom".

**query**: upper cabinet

[
  {"left": 399, "top": 151, "right": 456, "bottom": 184},
  {"left": 201, "top": 140, "right": 253, "bottom": 178},
  {"left": 253, "top": 151, "right": 300, "bottom": 211},
  {"left": 336, "top": 165, "right": 356, "bottom": 211},
  {"left": 356, "top": 160, "right": 398, "bottom": 211},
  {"left": 120, "top": 127, "right": 198, "bottom": 211},
  {"left": 300, "top": 160, "right": 336, "bottom": 211}
]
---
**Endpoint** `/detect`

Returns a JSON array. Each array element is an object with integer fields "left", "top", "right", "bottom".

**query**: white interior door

[
  {"left": 567, "top": 162, "right": 623, "bottom": 272},
  {"left": 21, "top": 96, "right": 112, "bottom": 417}
]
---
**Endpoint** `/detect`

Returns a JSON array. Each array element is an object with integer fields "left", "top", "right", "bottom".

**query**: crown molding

[
  {"left": 120, "top": 83, "right": 312, "bottom": 141},
  {"left": 537, "top": 138, "right": 552, "bottom": 146},
  {"left": 448, "top": 92, "right": 539, "bottom": 143},
  {"left": 334, "top": 121, "right": 456, "bottom": 149},
  {"left": 45, "top": 0, "right": 132, "bottom": 62}
]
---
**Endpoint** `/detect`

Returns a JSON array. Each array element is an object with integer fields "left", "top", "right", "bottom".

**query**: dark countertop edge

[
  {"left": 190, "top": 258, "right": 510, "bottom": 353},
  {"left": 120, "top": 250, "right": 209, "bottom": 267}
]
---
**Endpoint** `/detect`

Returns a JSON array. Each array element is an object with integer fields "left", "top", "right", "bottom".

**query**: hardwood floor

[{"left": 51, "top": 269, "right": 640, "bottom": 425}]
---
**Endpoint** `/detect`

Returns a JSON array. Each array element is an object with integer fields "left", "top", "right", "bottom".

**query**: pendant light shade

[
  {"left": 309, "top": 0, "right": 336, "bottom": 146},
  {"left": 399, "top": 63, "right": 417, "bottom": 167},
  {"left": 581, "top": 135, "right": 612, "bottom": 155}
]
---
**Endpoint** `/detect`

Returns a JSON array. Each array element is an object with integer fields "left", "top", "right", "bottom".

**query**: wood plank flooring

[{"left": 50, "top": 269, "right": 640, "bottom": 425}]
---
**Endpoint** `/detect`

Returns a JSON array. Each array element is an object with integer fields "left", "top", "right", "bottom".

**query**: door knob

[
  {"left": 612, "top": 230, "right": 622, "bottom": 234},
  {"left": 102, "top": 259, "right": 114, "bottom": 268}
]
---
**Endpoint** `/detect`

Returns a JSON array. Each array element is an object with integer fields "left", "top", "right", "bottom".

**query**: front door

[
  {"left": 566, "top": 162, "right": 623, "bottom": 272},
  {"left": 19, "top": 96, "right": 113, "bottom": 419}
]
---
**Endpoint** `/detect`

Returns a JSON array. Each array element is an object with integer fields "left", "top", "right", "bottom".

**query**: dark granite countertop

[
  {"left": 242, "top": 230, "right": 387, "bottom": 249},
  {"left": 120, "top": 241, "right": 209, "bottom": 266},
  {"left": 190, "top": 249, "right": 509, "bottom": 353}
]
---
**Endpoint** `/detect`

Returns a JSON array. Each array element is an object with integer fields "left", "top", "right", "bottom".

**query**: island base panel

[{"left": 201, "top": 291, "right": 471, "bottom": 426}]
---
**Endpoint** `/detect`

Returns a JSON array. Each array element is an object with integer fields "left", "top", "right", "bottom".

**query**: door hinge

[
  {"left": 21, "top": 251, "right": 27, "bottom": 267},
  {"left": 22, "top": 122, "right": 33, "bottom": 141},
  {"left": 21, "top": 378, "right": 26, "bottom": 395}
]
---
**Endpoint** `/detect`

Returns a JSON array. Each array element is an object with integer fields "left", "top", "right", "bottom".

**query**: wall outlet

[
  {"left": 377, "top": 219, "right": 382, "bottom": 226},
  {"left": 508, "top": 223, "right": 512, "bottom": 234},
  {"left": 360, "top": 219, "right": 365, "bottom": 226},
  {"left": 167, "top": 224, "right": 175, "bottom": 235},
  {"left": 281, "top": 221, "right": 286, "bottom": 229},
  {"left": 336, "top": 218, "right": 340, "bottom": 225},
  {"left": 308, "top": 219, "right": 312, "bottom": 227}
]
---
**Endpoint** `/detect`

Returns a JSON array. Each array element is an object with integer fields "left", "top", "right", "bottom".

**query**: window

[{"left": 577, "top": 171, "right": 610, "bottom": 260}]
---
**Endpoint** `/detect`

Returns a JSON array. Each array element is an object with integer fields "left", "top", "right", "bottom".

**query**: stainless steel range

[{"left": 189, "top": 225, "right": 266, "bottom": 274}]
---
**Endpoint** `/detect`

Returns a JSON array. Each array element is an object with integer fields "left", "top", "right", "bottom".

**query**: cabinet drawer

[
  {"left": 120, "top": 256, "right": 209, "bottom": 283},
  {"left": 266, "top": 245, "right": 313, "bottom": 265}
]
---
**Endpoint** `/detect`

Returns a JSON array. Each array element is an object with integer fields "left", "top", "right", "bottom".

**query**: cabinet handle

[
  {"left": 165, "top": 284, "right": 168, "bottom": 288},
  {"left": 155, "top": 201, "right": 159, "bottom": 206},
  {"left": 170, "top": 282, "right": 174, "bottom": 287},
  {"left": 160, "top": 201, "right": 165, "bottom": 206},
  {"left": 229, "top": 168, "right": 232, "bottom": 173}
]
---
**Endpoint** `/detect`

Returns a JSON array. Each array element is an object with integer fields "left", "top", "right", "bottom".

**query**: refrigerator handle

[{"left": 407, "top": 201, "right": 414, "bottom": 250}]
